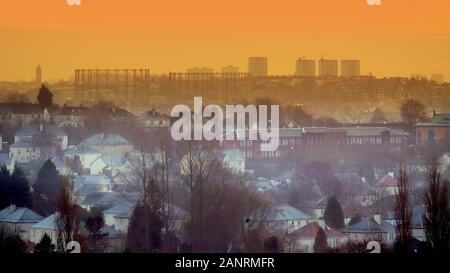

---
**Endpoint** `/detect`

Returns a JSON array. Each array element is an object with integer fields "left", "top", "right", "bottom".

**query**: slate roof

[
  {"left": 375, "top": 175, "right": 398, "bottom": 187},
  {"left": 76, "top": 184, "right": 111, "bottom": 196},
  {"left": 265, "top": 205, "right": 313, "bottom": 221},
  {"left": 32, "top": 214, "right": 57, "bottom": 230},
  {"left": 81, "top": 134, "right": 130, "bottom": 146},
  {"left": 104, "top": 201, "right": 135, "bottom": 215},
  {"left": 65, "top": 145, "right": 99, "bottom": 155},
  {"left": 0, "top": 206, "right": 44, "bottom": 223},
  {"left": 16, "top": 124, "right": 67, "bottom": 137},
  {"left": 80, "top": 192, "right": 139, "bottom": 208},
  {"left": 345, "top": 218, "right": 386, "bottom": 233},
  {"left": 288, "top": 222, "right": 346, "bottom": 238}
]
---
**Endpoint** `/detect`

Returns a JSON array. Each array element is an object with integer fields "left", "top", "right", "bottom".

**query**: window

[{"left": 428, "top": 130, "right": 436, "bottom": 144}]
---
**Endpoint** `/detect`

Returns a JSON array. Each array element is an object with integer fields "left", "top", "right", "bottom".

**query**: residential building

[
  {"left": 295, "top": 58, "right": 316, "bottom": 77},
  {"left": 0, "top": 205, "right": 44, "bottom": 241},
  {"left": 374, "top": 174, "right": 399, "bottom": 196},
  {"left": 14, "top": 123, "right": 68, "bottom": 149},
  {"left": 415, "top": 112, "right": 450, "bottom": 146},
  {"left": 341, "top": 60, "right": 360, "bottom": 77},
  {"left": 259, "top": 204, "right": 313, "bottom": 234},
  {"left": 0, "top": 103, "right": 47, "bottom": 127},
  {"left": 136, "top": 109, "right": 171, "bottom": 128},
  {"left": 319, "top": 58, "right": 338, "bottom": 77},
  {"left": 79, "top": 133, "right": 133, "bottom": 155},
  {"left": 344, "top": 217, "right": 396, "bottom": 245},
  {"left": 29, "top": 214, "right": 58, "bottom": 245},
  {"left": 52, "top": 105, "right": 89, "bottom": 128},
  {"left": 285, "top": 222, "right": 348, "bottom": 253},
  {"left": 248, "top": 57, "right": 268, "bottom": 77},
  {"left": 221, "top": 149, "right": 245, "bottom": 174}
]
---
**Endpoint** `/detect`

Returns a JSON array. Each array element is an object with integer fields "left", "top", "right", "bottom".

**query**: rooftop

[
  {"left": 16, "top": 124, "right": 67, "bottom": 137},
  {"left": 288, "top": 222, "right": 346, "bottom": 238},
  {"left": 81, "top": 133, "right": 130, "bottom": 146},
  {"left": 0, "top": 206, "right": 44, "bottom": 223}
]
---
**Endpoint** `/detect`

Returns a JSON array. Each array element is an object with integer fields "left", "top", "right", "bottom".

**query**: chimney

[{"left": 9, "top": 204, "right": 16, "bottom": 213}]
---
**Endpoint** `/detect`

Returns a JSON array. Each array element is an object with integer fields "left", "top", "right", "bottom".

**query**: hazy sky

[{"left": 1, "top": 0, "right": 449, "bottom": 81}]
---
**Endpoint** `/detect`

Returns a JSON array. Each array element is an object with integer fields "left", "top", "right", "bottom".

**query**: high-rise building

[
  {"left": 318, "top": 58, "right": 338, "bottom": 77},
  {"left": 341, "top": 60, "right": 360, "bottom": 77},
  {"left": 431, "top": 74, "right": 444, "bottom": 84},
  {"left": 221, "top": 65, "right": 240, "bottom": 73},
  {"left": 248, "top": 57, "right": 268, "bottom": 77},
  {"left": 36, "top": 64, "right": 42, "bottom": 84},
  {"left": 295, "top": 58, "right": 316, "bottom": 77}
]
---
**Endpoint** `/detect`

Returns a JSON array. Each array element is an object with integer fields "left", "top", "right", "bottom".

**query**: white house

[
  {"left": 79, "top": 133, "right": 133, "bottom": 155},
  {"left": 0, "top": 205, "right": 44, "bottom": 241},
  {"left": 10, "top": 123, "right": 68, "bottom": 163},
  {"left": 221, "top": 149, "right": 245, "bottom": 174},
  {"left": 14, "top": 123, "right": 68, "bottom": 150},
  {"left": 29, "top": 214, "right": 58, "bottom": 245},
  {"left": 64, "top": 145, "right": 102, "bottom": 174},
  {"left": 103, "top": 201, "right": 135, "bottom": 233},
  {"left": 258, "top": 204, "right": 314, "bottom": 234},
  {"left": 344, "top": 217, "right": 396, "bottom": 246},
  {"left": 10, "top": 140, "right": 42, "bottom": 163},
  {"left": 375, "top": 173, "right": 399, "bottom": 196}
]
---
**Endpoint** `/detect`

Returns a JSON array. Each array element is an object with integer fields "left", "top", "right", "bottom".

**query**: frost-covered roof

[
  {"left": 265, "top": 205, "right": 312, "bottom": 221},
  {"left": 0, "top": 206, "right": 44, "bottom": 223}
]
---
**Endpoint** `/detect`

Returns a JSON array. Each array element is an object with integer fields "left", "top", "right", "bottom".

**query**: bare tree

[
  {"left": 126, "top": 142, "right": 175, "bottom": 252},
  {"left": 400, "top": 99, "right": 427, "bottom": 132},
  {"left": 424, "top": 162, "right": 450, "bottom": 252},
  {"left": 178, "top": 141, "right": 219, "bottom": 251},
  {"left": 55, "top": 176, "right": 81, "bottom": 252},
  {"left": 394, "top": 163, "right": 412, "bottom": 253}
]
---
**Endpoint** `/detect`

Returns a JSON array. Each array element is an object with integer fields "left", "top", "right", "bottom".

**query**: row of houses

[{"left": 0, "top": 103, "right": 170, "bottom": 129}]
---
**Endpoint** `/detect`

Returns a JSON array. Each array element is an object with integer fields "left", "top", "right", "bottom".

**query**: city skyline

[{"left": 1, "top": 0, "right": 450, "bottom": 81}]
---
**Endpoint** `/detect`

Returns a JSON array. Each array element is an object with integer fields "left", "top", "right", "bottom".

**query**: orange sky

[{"left": 1, "top": 0, "right": 449, "bottom": 81}]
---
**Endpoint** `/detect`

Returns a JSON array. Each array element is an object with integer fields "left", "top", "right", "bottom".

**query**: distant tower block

[
  {"left": 319, "top": 58, "right": 338, "bottom": 77},
  {"left": 248, "top": 57, "right": 268, "bottom": 77},
  {"left": 36, "top": 65, "right": 42, "bottom": 85},
  {"left": 341, "top": 60, "right": 361, "bottom": 77},
  {"left": 295, "top": 58, "right": 316, "bottom": 77}
]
